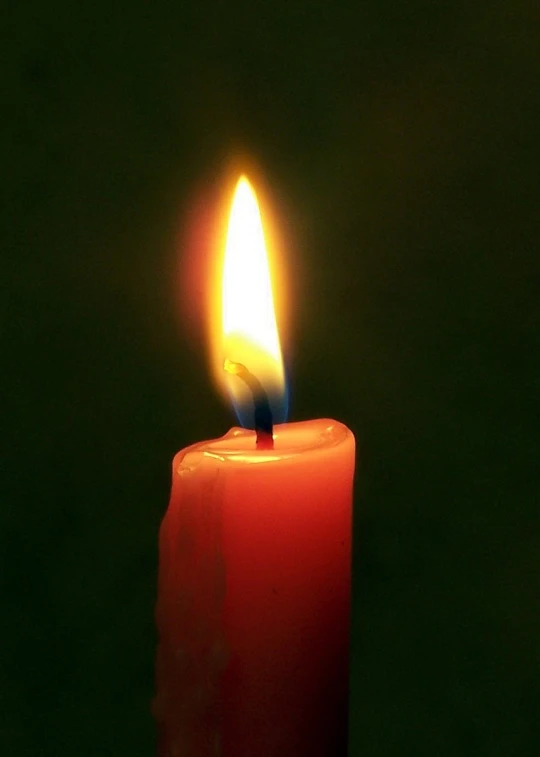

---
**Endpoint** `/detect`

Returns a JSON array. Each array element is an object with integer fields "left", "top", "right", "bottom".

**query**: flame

[{"left": 211, "top": 175, "right": 287, "bottom": 427}]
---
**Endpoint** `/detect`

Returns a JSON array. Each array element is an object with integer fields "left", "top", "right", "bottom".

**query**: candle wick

[{"left": 224, "top": 359, "right": 274, "bottom": 449}]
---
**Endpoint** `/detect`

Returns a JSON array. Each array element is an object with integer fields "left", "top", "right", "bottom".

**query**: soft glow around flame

[{"left": 216, "top": 175, "right": 287, "bottom": 428}]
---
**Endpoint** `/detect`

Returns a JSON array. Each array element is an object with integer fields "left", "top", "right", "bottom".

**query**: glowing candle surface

[{"left": 153, "top": 176, "right": 355, "bottom": 757}]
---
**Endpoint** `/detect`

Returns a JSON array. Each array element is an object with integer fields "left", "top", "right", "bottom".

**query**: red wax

[{"left": 154, "top": 418, "right": 355, "bottom": 757}]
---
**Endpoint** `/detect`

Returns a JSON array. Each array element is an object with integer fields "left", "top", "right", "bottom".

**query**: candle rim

[{"left": 174, "top": 419, "right": 354, "bottom": 470}]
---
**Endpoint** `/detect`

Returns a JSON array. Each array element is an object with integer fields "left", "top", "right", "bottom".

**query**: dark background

[{"left": 2, "top": 1, "right": 539, "bottom": 755}]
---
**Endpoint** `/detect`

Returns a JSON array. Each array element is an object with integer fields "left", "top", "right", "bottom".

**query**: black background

[{"left": 2, "top": 2, "right": 539, "bottom": 755}]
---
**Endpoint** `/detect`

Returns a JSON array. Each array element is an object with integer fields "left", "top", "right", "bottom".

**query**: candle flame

[{"left": 212, "top": 175, "right": 287, "bottom": 427}]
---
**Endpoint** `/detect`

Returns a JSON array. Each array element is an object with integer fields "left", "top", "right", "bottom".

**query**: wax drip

[{"left": 224, "top": 359, "right": 274, "bottom": 449}]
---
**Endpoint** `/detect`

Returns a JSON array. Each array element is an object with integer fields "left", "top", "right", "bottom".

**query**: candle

[{"left": 153, "top": 176, "right": 355, "bottom": 757}]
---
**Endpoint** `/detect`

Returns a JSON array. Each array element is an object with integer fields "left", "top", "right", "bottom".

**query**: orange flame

[{"left": 209, "top": 175, "right": 286, "bottom": 423}]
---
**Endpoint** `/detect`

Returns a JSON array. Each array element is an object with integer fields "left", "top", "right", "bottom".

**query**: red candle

[{"left": 153, "top": 176, "right": 355, "bottom": 757}]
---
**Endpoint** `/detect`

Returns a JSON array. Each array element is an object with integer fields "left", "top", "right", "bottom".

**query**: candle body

[{"left": 154, "top": 419, "right": 355, "bottom": 757}]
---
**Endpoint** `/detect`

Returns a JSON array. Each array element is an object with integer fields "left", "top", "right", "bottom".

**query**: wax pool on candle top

[{"left": 154, "top": 418, "right": 355, "bottom": 757}]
